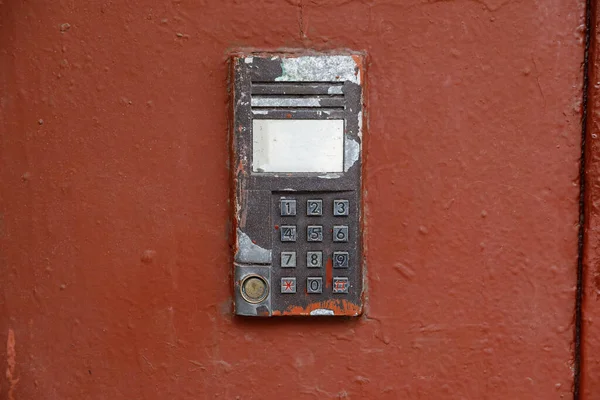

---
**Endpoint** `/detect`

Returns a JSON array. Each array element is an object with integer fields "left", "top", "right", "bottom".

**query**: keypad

[{"left": 273, "top": 193, "right": 354, "bottom": 298}]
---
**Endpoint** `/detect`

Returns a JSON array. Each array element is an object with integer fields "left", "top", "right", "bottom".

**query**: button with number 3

[{"left": 333, "top": 199, "right": 349, "bottom": 216}]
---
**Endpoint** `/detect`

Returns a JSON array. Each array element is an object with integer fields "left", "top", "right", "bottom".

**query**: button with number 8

[{"left": 306, "top": 251, "right": 322, "bottom": 268}]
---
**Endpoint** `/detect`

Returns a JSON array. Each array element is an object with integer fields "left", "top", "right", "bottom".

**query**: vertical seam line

[{"left": 575, "top": 0, "right": 592, "bottom": 398}]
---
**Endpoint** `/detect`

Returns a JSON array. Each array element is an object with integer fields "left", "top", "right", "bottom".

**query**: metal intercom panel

[{"left": 231, "top": 53, "right": 365, "bottom": 317}]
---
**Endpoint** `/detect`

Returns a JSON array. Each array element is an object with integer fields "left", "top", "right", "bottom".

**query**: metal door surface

[{"left": 0, "top": 0, "right": 590, "bottom": 398}]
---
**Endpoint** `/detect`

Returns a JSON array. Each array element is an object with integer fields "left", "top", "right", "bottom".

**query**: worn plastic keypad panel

[{"left": 272, "top": 191, "right": 360, "bottom": 314}]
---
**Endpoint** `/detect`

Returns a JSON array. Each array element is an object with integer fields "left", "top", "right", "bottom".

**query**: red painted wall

[
  {"left": 0, "top": 0, "right": 585, "bottom": 398},
  {"left": 583, "top": 1, "right": 600, "bottom": 397}
]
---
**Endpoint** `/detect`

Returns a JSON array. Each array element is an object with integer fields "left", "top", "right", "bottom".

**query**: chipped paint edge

[
  {"left": 235, "top": 228, "right": 272, "bottom": 264},
  {"left": 275, "top": 55, "right": 360, "bottom": 84}
]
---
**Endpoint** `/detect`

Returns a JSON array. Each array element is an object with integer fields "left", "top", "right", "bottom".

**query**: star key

[{"left": 281, "top": 277, "right": 296, "bottom": 294}]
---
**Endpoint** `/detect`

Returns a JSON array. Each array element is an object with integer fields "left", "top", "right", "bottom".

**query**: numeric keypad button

[
  {"left": 332, "top": 277, "right": 349, "bottom": 294},
  {"left": 307, "top": 277, "right": 323, "bottom": 294},
  {"left": 333, "top": 225, "right": 349, "bottom": 242},
  {"left": 333, "top": 199, "right": 349, "bottom": 216},
  {"left": 333, "top": 252, "right": 349, "bottom": 268},
  {"left": 306, "top": 251, "right": 323, "bottom": 268},
  {"left": 307, "top": 199, "right": 323, "bottom": 216},
  {"left": 280, "top": 225, "right": 297, "bottom": 242},
  {"left": 307, "top": 225, "right": 323, "bottom": 242},
  {"left": 281, "top": 251, "right": 296, "bottom": 267},
  {"left": 281, "top": 277, "right": 296, "bottom": 293},
  {"left": 280, "top": 199, "right": 296, "bottom": 216}
]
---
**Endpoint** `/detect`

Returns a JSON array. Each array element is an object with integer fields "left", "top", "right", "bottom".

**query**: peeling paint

[
  {"left": 310, "top": 309, "right": 335, "bottom": 316},
  {"left": 244, "top": 56, "right": 253, "bottom": 63},
  {"left": 357, "top": 111, "right": 363, "bottom": 139},
  {"left": 272, "top": 299, "right": 362, "bottom": 316},
  {"left": 344, "top": 136, "right": 360, "bottom": 171},
  {"left": 252, "top": 110, "right": 269, "bottom": 115},
  {"left": 318, "top": 173, "right": 342, "bottom": 179},
  {"left": 276, "top": 56, "right": 360, "bottom": 84},
  {"left": 328, "top": 86, "right": 344, "bottom": 95},
  {"left": 235, "top": 228, "right": 271, "bottom": 264},
  {"left": 251, "top": 97, "right": 321, "bottom": 107}
]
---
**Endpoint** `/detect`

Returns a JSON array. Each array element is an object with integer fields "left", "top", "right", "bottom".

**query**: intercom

[{"left": 231, "top": 53, "right": 365, "bottom": 317}]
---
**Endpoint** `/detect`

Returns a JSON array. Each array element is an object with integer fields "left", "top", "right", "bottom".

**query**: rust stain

[
  {"left": 272, "top": 299, "right": 362, "bottom": 316},
  {"left": 351, "top": 54, "right": 365, "bottom": 83},
  {"left": 325, "top": 256, "right": 333, "bottom": 289}
]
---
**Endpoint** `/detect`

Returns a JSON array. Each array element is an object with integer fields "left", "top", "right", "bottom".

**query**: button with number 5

[
  {"left": 333, "top": 199, "right": 349, "bottom": 216},
  {"left": 307, "top": 225, "right": 323, "bottom": 242}
]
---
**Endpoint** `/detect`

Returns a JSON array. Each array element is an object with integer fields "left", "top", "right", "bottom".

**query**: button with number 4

[
  {"left": 280, "top": 225, "right": 297, "bottom": 242},
  {"left": 333, "top": 225, "right": 349, "bottom": 242},
  {"left": 333, "top": 199, "right": 349, "bottom": 216}
]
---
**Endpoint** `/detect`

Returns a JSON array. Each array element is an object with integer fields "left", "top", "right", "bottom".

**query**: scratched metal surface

[{"left": 0, "top": 0, "right": 584, "bottom": 398}]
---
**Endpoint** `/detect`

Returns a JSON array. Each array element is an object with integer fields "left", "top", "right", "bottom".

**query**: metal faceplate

[{"left": 231, "top": 53, "right": 364, "bottom": 317}]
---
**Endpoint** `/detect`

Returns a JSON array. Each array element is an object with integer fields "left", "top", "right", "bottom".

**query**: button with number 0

[{"left": 307, "top": 277, "right": 323, "bottom": 294}]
